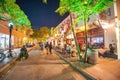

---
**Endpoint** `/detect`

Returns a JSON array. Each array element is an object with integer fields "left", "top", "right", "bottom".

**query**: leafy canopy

[
  {"left": 56, "top": 0, "right": 115, "bottom": 62},
  {"left": 30, "top": 26, "right": 50, "bottom": 41},
  {"left": 0, "top": 0, "right": 31, "bottom": 29},
  {"left": 56, "top": 0, "right": 115, "bottom": 22}
]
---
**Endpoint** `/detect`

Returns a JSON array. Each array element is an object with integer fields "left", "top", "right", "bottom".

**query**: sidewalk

[
  {"left": 53, "top": 50, "right": 120, "bottom": 80},
  {"left": 0, "top": 47, "right": 32, "bottom": 77}
]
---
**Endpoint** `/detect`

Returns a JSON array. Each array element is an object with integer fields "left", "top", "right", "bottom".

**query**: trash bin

[{"left": 88, "top": 49, "right": 98, "bottom": 64}]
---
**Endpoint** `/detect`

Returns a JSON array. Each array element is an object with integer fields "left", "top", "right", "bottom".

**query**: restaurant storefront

[{"left": 75, "top": 9, "right": 117, "bottom": 59}]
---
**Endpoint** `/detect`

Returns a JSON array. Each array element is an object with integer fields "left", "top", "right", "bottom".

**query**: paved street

[{"left": 2, "top": 48, "right": 86, "bottom": 80}]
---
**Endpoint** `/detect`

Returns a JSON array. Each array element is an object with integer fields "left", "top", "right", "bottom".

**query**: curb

[
  {"left": 0, "top": 58, "right": 17, "bottom": 79},
  {"left": 54, "top": 50, "right": 97, "bottom": 80},
  {"left": 0, "top": 48, "right": 33, "bottom": 79}
]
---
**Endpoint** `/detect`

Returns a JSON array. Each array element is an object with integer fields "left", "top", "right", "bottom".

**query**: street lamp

[{"left": 8, "top": 22, "right": 13, "bottom": 57}]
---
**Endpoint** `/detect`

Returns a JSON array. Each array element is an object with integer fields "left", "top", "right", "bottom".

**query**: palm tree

[{"left": 56, "top": 0, "right": 115, "bottom": 62}]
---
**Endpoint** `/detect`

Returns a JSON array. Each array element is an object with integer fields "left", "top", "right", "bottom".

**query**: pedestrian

[
  {"left": 49, "top": 42, "right": 52, "bottom": 54},
  {"left": 63, "top": 44, "right": 67, "bottom": 55},
  {"left": 39, "top": 42, "right": 43, "bottom": 50},
  {"left": 20, "top": 45, "right": 28, "bottom": 60},
  {"left": 45, "top": 42, "right": 49, "bottom": 54},
  {"left": 66, "top": 44, "right": 71, "bottom": 58},
  {"left": 71, "top": 45, "right": 77, "bottom": 57},
  {"left": 109, "top": 44, "right": 114, "bottom": 54}
]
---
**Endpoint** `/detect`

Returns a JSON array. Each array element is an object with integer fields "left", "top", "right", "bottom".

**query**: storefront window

[
  {"left": 5, "top": 35, "right": 9, "bottom": 49},
  {"left": 0, "top": 33, "right": 14, "bottom": 49},
  {"left": 0, "top": 33, "right": 6, "bottom": 49}
]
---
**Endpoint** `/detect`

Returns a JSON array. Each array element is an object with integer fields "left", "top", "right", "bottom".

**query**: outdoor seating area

[{"left": 98, "top": 49, "right": 117, "bottom": 59}]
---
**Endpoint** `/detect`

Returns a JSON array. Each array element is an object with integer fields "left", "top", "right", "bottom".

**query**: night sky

[{"left": 16, "top": 0, "right": 69, "bottom": 29}]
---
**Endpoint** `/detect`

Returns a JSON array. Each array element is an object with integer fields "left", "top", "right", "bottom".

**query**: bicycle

[
  {"left": 0, "top": 49, "right": 6, "bottom": 61},
  {"left": 7, "top": 50, "right": 17, "bottom": 58},
  {"left": 5, "top": 47, "right": 17, "bottom": 58}
]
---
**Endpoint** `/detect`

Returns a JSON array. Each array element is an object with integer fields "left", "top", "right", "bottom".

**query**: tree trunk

[
  {"left": 83, "top": 15, "right": 88, "bottom": 62},
  {"left": 70, "top": 14, "right": 82, "bottom": 60}
]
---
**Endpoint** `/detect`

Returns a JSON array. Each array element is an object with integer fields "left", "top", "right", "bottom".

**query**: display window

[
  {"left": 0, "top": 33, "right": 14, "bottom": 49},
  {"left": 91, "top": 37, "right": 103, "bottom": 44},
  {"left": 0, "top": 33, "right": 6, "bottom": 49},
  {"left": 5, "top": 34, "right": 9, "bottom": 49}
]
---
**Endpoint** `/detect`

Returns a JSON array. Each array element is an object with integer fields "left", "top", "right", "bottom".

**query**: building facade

[
  {"left": 0, "top": 20, "right": 25, "bottom": 50},
  {"left": 53, "top": 0, "right": 120, "bottom": 59}
]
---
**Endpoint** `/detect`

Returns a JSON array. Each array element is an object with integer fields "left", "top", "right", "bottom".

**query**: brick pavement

[
  {"left": 1, "top": 48, "right": 86, "bottom": 80},
  {"left": 0, "top": 47, "right": 32, "bottom": 77},
  {"left": 1, "top": 47, "right": 120, "bottom": 80},
  {"left": 54, "top": 50, "right": 120, "bottom": 80}
]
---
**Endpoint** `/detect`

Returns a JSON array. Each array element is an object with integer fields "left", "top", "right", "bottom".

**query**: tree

[
  {"left": 39, "top": 26, "right": 50, "bottom": 38},
  {"left": 30, "top": 26, "right": 50, "bottom": 42},
  {"left": 0, "top": 0, "right": 31, "bottom": 29},
  {"left": 56, "top": 0, "right": 115, "bottom": 62}
]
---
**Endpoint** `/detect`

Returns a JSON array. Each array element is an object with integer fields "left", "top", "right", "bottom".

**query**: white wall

[
  {"left": 104, "top": 27, "right": 116, "bottom": 49},
  {"left": 114, "top": 2, "right": 120, "bottom": 59}
]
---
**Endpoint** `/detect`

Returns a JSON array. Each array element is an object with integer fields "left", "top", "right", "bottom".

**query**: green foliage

[
  {"left": 56, "top": 0, "right": 115, "bottom": 23},
  {"left": 30, "top": 26, "right": 50, "bottom": 41},
  {"left": 43, "top": 0, "right": 47, "bottom": 4},
  {"left": 39, "top": 26, "right": 50, "bottom": 38},
  {"left": 56, "top": 0, "right": 115, "bottom": 62},
  {"left": 50, "top": 27, "right": 53, "bottom": 36},
  {"left": 0, "top": 0, "right": 31, "bottom": 29}
]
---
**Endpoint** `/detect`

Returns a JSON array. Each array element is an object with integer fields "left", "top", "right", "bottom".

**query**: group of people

[
  {"left": 102, "top": 44, "right": 115, "bottom": 56},
  {"left": 45, "top": 42, "right": 52, "bottom": 54},
  {"left": 19, "top": 42, "right": 116, "bottom": 60},
  {"left": 38, "top": 42, "right": 53, "bottom": 54},
  {"left": 63, "top": 44, "right": 77, "bottom": 58},
  {"left": 19, "top": 41, "right": 53, "bottom": 60}
]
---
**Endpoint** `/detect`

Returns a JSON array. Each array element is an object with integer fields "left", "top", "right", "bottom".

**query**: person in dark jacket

[
  {"left": 49, "top": 42, "right": 52, "bottom": 54},
  {"left": 45, "top": 42, "right": 49, "bottom": 54},
  {"left": 20, "top": 45, "right": 28, "bottom": 59},
  {"left": 109, "top": 44, "right": 114, "bottom": 54}
]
